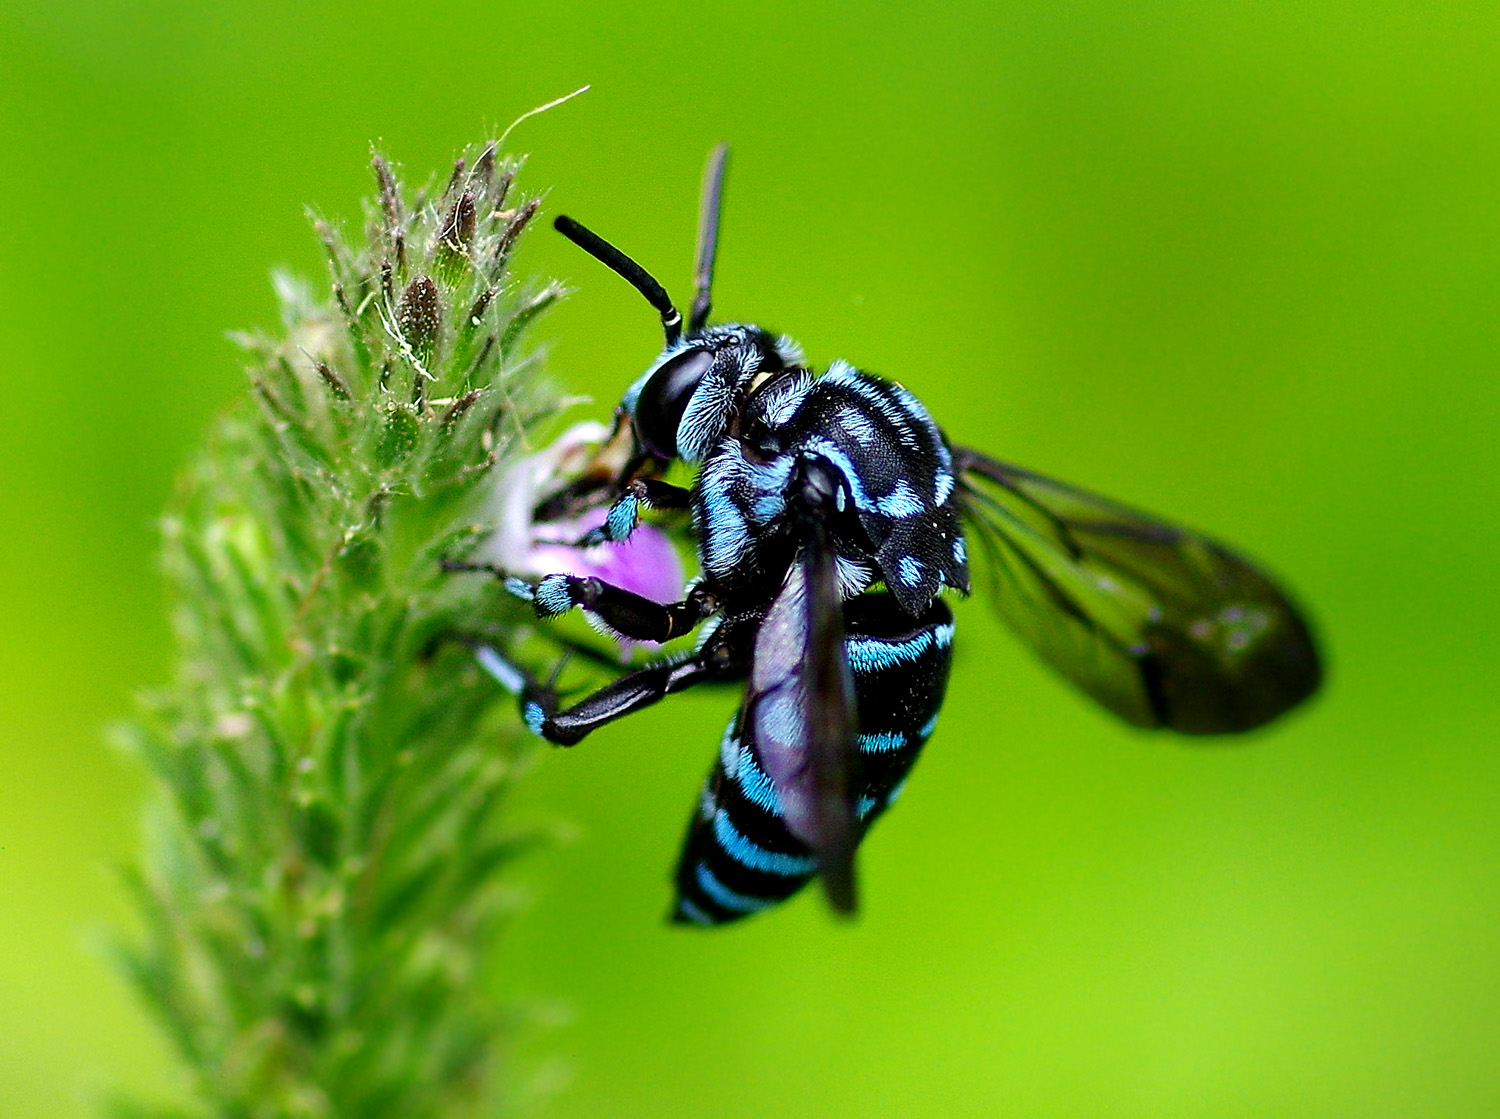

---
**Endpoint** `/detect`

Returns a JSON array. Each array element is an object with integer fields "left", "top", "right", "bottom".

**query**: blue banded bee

[{"left": 464, "top": 146, "right": 1321, "bottom": 925}]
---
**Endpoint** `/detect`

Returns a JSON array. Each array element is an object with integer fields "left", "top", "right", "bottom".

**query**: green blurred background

[{"left": 2, "top": 1, "right": 1497, "bottom": 1115}]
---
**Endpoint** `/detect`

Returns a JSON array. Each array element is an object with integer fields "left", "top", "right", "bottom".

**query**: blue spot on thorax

[
  {"left": 697, "top": 478, "right": 750, "bottom": 574},
  {"left": 876, "top": 481, "right": 926, "bottom": 519}
]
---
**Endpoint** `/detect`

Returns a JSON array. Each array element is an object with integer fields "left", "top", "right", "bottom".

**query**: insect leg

[
  {"left": 521, "top": 576, "right": 715, "bottom": 642},
  {"left": 443, "top": 560, "right": 717, "bottom": 643},
  {"left": 474, "top": 643, "right": 734, "bottom": 747},
  {"left": 575, "top": 477, "right": 694, "bottom": 546}
]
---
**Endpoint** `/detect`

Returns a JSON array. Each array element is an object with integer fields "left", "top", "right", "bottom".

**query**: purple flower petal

[
  {"left": 481, "top": 422, "right": 688, "bottom": 655},
  {"left": 531, "top": 505, "right": 685, "bottom": 605}
]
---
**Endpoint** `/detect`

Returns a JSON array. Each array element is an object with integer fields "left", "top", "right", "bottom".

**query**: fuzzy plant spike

[{"left": 114, "top": 136, "right": 668, "bottom": 1118}]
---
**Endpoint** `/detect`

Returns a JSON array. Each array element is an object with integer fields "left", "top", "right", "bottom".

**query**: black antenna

[
  {"left": 688, "top": 143, "right": 730, "bottom": 335},
  {"left": 554, "top": 215, "right": 683, "bottom": 344}
]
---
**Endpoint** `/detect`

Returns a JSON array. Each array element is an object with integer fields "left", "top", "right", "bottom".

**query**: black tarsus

[
  {"left": 688, "top": 143, "right": 730, "bottom": 335},
  {"left": 554, "top": 214, "right": 684, "bottom": 344},
  {"left": 520, "top": 647, "right": 734, "bottom": 747},
  {"left": 632, "top": 477, "right": 695, "bottom": 510}
]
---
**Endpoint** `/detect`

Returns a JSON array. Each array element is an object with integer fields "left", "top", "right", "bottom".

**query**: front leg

[
  {"left": 576, "top": 477, "right": 694, "bottom": 546},
  {"left": 525, "top": 573, "right": 715, "bottom": 642},
  {"left": 444, "top": 559, "right": 716, "bottom": 643}
]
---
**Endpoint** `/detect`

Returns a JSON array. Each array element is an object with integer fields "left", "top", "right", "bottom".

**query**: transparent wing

[
  {"left": 801, "top": 523, "right": 859, "bottom": 912},
  {"left": 955, "top": 447, "right": 1321, "bottom": 734},
  {"left": 745, "top": 523, "right": 859, "bottom": 913}
]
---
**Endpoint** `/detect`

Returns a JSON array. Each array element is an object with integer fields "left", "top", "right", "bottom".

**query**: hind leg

[{"left": 472, "top": 640, "right": 738, "bottom": 747}]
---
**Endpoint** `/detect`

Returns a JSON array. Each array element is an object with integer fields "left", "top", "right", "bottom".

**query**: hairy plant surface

[{"left": 116, "top": 140, "right": 563, "bottom": 1119}]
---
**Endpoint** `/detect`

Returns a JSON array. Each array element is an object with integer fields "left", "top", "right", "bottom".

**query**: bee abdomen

[{"left": 671, "top": 595, "right": 954, "bottom": 925}]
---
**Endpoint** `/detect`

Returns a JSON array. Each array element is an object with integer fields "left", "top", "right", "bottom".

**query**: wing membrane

[
  {"left": 955, "top": 448, "right": 1321, "bottom": 734},
  {"left": 802, "top": 523, "right": 859, "bottom": 912},
  {"left": 746, "top": 524, "right": 859, "bottom": 913}
]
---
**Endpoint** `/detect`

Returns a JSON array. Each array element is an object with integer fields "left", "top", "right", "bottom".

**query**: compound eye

[{"left": 634, "top": 348, "right": 714, "bottom": 459}]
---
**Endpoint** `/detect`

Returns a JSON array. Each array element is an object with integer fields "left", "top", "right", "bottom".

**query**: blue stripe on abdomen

[
  {"left": 670, "top": 595, "right": 955, "bottom": 926},
  {"left": 695, "top": 862, "right": 775, "bottom": 913},
  {"left": 712, "top": 810, "right": 819, "bottom": 877}
]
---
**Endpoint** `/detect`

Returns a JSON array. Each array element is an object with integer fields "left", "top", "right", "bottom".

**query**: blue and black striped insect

[{"left": 463, "top": 146, "right": 1321, "bottom": 925}]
